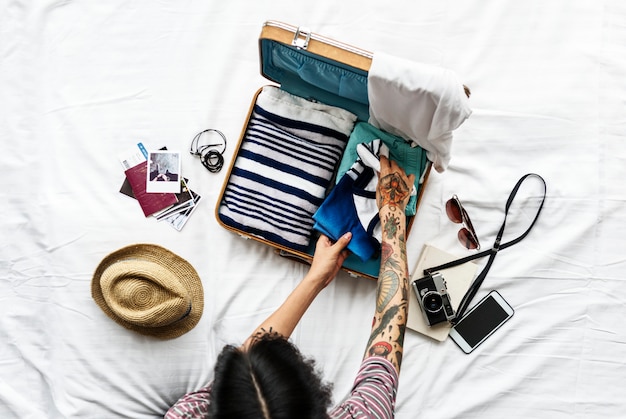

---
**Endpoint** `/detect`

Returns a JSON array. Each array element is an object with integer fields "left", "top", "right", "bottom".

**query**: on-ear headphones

[{"left": 189, "top": 129, "right": 227, "bottom": 173}]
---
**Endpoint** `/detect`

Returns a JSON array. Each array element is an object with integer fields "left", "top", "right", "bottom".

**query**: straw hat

[{"left": 91, "top": 244, "right": 203, "bottom": 339}]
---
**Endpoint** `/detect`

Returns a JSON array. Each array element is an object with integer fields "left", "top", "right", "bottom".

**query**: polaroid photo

[{"left": 146, "top": 150, "right": 182, "bottom": 193}]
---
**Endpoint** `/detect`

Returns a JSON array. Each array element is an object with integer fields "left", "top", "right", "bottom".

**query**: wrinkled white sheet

[{"left": 1, "top": 1, "right": 625, "bottom": 418}]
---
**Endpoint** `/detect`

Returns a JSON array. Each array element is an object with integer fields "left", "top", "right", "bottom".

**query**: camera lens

[{"left": 422, "top": 292, "right": 443, "bottom": 313}]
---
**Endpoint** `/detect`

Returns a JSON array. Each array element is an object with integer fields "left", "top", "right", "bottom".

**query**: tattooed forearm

[
  {"left": 366, "top": 211, "right": 409, "bottom": 370},
  {"left": 399, "top": 233, "right": 407, "bottom": 263},
  {"left": 366, "top": 157, "right": 413, "bottom": 373},
  {"left": 378, "top": 172, "right": 410, "bottom": 210},
  {"left": 376, "top": 270, "right": 399, "bottom": 313},
  {"left": 381, "top": 241, "right": 393, "bottom": 265},
  {"left": 366, "top": 304, "right": 400, "bottom": 349},
  {"left": 382, "top": 213, "right": 401, "bottom": 240}
]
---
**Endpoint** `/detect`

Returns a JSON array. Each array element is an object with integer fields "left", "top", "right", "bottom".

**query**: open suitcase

[{"left": 215, "top": 20, "right": 438, "bottom": 280}]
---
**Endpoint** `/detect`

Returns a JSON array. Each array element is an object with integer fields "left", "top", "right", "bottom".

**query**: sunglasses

[{"left": 446, "top": 195, "right": 480, "bottom": 250}]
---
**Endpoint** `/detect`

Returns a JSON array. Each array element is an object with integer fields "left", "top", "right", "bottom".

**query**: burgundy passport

[{"left": 124, "top": 161, "right": 178, "bottom": 217}]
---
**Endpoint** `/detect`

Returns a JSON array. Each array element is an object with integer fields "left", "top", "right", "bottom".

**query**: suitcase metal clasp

[{"left": 292, "top": 26, "right": 311, "bottom": 50}]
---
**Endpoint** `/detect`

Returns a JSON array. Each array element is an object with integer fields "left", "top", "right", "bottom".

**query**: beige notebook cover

[{"left": 407, "top": 244, "right": 478, "bottom": 341}]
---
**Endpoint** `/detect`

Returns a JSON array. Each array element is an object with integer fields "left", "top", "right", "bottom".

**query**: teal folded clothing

[{"left": 336, "top": 122, "right": 429, "bottom": 216}]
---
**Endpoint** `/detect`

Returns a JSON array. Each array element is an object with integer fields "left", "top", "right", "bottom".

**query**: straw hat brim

[{"left": 91, "top": 244, "right": 204, "bottom": 339}]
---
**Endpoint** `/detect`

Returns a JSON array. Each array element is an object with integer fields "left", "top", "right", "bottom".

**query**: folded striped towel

[{"left": 219, "top": 86, "right": 357, "bottom": 252}]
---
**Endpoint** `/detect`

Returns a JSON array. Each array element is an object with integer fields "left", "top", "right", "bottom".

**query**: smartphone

[{"left": 448, "top": 290, "right": 514, "bottom": 354}]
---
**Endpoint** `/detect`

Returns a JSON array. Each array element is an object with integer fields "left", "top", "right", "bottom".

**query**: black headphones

[{"left": 189, "top": 129, "right": 228, "bottom": 173}]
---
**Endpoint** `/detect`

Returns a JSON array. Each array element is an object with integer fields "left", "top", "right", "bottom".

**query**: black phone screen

[{"left": 453, "top": 295, "right": 511, "bottom": 347}]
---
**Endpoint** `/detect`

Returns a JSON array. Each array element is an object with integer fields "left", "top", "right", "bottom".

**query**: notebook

[{"left": 407, "top": 244, "right": 478, "bottom": 341}]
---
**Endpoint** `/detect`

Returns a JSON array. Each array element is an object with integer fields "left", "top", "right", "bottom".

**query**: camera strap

[{"left": 423, "top": 173, "right": 547, "bottom": 324}]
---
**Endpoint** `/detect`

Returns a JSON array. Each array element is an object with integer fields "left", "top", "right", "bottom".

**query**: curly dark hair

[{"left": 208, "top": 333, "right": 333, "bottom": 419}]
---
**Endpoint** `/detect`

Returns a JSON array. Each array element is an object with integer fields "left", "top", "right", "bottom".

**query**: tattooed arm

[{"left": 364, "top": 156, "right": 416, "bottom": 373}]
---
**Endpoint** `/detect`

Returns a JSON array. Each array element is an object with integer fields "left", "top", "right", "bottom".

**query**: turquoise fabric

[
  {"left": 260, "top": 40, "right": 370, "bottom": 121},
  {"left": 336, "top": 122, "right": 429, "bottom": 216}
]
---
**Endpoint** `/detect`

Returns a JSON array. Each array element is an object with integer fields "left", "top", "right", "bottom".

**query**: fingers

[
  {"left": 318, "top": 232, "right": 352, "bottom": 253},
  {"left": 316, "top": 234, "right": 333, "bottom": 248},
  {"left": 335, "top": 232, "right": 352, "bottom": 260},
  {"left": 309, "top": 233, "right": 352, "bottom": 285},
  {"left": 379, "top": 154, "right": 390, "bottom": 172},
  {"left": 380, "top": 155, "right": 406, "bottom": 177},
  {"left": 387, "top": 158, "right": 402, "bottom": 174},
  {"left": 380, "top": 156, "right": 414, "bottom": 186},
  {"left": 335, "top": 231, "right": 352, "bottom": 249}
]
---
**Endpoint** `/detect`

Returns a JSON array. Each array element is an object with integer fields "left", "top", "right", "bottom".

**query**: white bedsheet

[{"left": 2, "top": 1, "right": 625, "bottom": 418}]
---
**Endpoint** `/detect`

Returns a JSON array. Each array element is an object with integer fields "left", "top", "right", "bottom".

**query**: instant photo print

[{"left": 147, "top": 150, "right": 182, "bottom": 193}]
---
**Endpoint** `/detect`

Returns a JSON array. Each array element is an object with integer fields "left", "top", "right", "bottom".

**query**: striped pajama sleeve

[
  {"left": 329, "top": 357, "right": 399, "bottom": 419},
  {"left": 165, "top": 384, "right": 212, "bottom": 419}
]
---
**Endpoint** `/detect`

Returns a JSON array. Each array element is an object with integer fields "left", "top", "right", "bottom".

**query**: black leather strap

[{"left": 424, "top": 173, "right": 547, "bottom": 324}]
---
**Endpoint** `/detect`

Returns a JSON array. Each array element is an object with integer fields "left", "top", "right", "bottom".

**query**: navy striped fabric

[{"left": 219, "top": 96, "right": 355, "bottom": 251}]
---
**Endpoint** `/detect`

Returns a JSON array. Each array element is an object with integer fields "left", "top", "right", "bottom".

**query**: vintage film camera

[{"left": 413, "top": 272, "right": 456, "bottom": 326}]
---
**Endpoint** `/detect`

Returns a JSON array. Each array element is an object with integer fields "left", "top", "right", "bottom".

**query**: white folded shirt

[{"left": 367, "top": 52, "right": 472, "bottom": 172}]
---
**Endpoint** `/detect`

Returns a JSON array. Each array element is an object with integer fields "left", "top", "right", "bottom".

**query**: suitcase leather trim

[{"left": 260, "top": 21, "right": 373, "bottom": 72}]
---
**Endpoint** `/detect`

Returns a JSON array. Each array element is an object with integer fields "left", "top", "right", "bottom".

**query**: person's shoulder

[
  {"left": 164, "top": 383, "right": 212, "bottom": 419},
  {"left": 327, "top": 358, "right": 398, "bottom": 418}
]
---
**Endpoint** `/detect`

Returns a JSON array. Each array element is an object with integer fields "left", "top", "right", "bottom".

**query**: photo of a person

[{"left": 147, "top": 151, "right": 181, "bottom": 193}]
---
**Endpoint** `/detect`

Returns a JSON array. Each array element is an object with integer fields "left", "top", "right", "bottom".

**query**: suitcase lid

[{"left": 259, "top": 21, "right": 372, "bottom": 121}]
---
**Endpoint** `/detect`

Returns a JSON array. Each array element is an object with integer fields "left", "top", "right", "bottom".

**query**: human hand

[
  {"left": 242, "top": 232, "right": 352, "bottom": 348},
  {"left": 304, "top": 233, "right": 352, "bottom": 291},
  {"left": 376, "top": 156, "right": 416, "bottom": 212}
]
